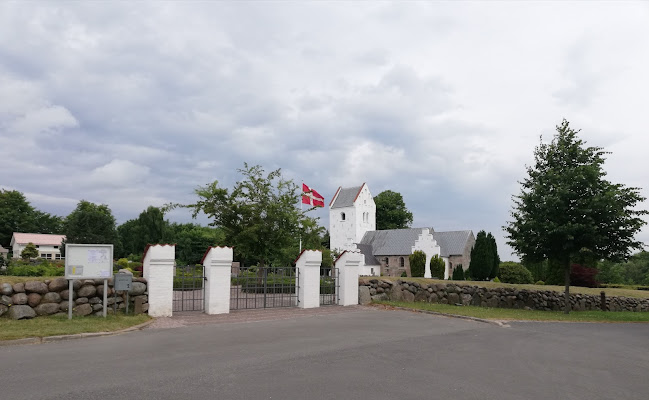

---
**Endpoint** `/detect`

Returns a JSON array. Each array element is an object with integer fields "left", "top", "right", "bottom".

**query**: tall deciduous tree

[
  {"left": 64, "top": 200, "right": 119, "bottom": 248},
  {"left": 505, "top": 119, "right": 647, "bottom": 313},
  {"left": 374, "top": 190, "right": 413, "bottom": 230},
  {"left": 0, "top": 189, "right": 63, "bottom": 247},
  {"left": 184, "top": 163, "right": 323, "bottom": 267}
]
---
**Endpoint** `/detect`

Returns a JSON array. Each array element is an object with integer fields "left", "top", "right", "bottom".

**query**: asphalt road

[{"left": 2, "top": 308, "right": 648, "bottom": 400}]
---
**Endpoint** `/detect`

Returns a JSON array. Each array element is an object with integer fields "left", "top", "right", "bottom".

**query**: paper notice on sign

[
  {"left": 88, "top": 249, "right": 109, "bottom": 263},
  {"left": 68, "top": 265, "right": 84, "bottom": 276}
]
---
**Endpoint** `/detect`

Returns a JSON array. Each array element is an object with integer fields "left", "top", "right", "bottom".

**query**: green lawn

[
  {"left": 367, "top": 277, "right": 649, "bottom": 299},
  {"left": 0, "top": 276, "right": 55, "bottom": 285},
  {"left": 0, "top": 314, "right": 151, "bottom": 341},
  {"left": 376, "top": 301, "right": 649, "bottom": 323}
]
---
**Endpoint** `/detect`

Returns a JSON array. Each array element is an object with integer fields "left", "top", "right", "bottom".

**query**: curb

[
  {"left": 0, "top": 318, "right": 155, "bottom": 347},
  {"left": 370, "top": 304, "right": 510, "bottom": 327}
]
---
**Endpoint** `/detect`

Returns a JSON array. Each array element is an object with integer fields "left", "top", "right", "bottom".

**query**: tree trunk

[{"left": 563, "top": 259, "right": 571, "bottom": 314}]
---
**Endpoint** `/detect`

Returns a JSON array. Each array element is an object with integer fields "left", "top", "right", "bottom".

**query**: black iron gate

[
  {"left": 173, "top": 265, "right": 206, "bottom": 312},
  {"left": 320, "top": 267, "right": 339, "bottom": 306},
  {"left": 230, "top": 266, "right": 299, "bottom": 310}
]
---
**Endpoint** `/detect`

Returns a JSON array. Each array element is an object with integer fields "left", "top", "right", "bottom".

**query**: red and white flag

[{"left": 302, "top": 183, "right": 325, "bottom": 207}]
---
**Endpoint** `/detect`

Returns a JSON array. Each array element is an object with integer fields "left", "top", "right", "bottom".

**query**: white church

[{"left": 329, "top": 183, "right": 475, "bottom": 279}]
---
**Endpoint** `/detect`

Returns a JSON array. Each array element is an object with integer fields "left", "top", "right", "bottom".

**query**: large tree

[
  {"left": 64, "top": 200, "right": 119, "bottom": 247},
  {"left": 184, "top": 163, "right": 323, "bottom": 268},
  {"left": 374, "top": 190, "right": 413, "bottom": 230},
  {"left": 505, "top": 119, "right": 647, "bottom": 313},
  {"left": 0, "top": 189, "right": 63, "bottom": 247}
]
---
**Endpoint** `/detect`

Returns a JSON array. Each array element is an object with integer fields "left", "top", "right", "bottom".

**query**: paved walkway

[{"left": 147, "top": 305, "right": 369, "bottom": 329}]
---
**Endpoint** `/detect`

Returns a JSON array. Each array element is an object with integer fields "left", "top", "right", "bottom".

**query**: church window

[
  {"left": 399, "top": 257, "right": 404, "bottom": 268},
  {"left": 341, "top": 212, "right": 346, "bottom": 221},
  {"left": 384, "top": 257, "right": 389, "bottom": 266}
]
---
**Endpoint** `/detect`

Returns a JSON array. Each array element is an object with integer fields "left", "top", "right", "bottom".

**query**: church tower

[{"left": 329, "top": 183, "right": 376, "bottom": 252}]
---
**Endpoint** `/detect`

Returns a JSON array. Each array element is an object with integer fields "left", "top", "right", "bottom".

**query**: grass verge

[
  {"left": 0, "top": 276, "right": 55, "bottom": 285},
  {"left": 375, "top": 301, "right": 649, "bottom": 323},
  {"left": 0, "top": 314, "right": 151, "bottom": 341},
  {"left": 367, "top": 277, "right": 649, "bottom": 299}
]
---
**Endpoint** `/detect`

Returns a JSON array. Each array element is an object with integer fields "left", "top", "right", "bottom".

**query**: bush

[
  {"left": 570, "top": 264, "right": 599, "bottom": 288},
  {"left": 400, "top": 271, "right": 407, "bottom": 278},
  {"left": 493, "top": 277, "right": 500, "bottom": 283},
  {"left": 498, "top": 262, "right": 533, "bottom": 284},
  {"left": 452, "top": 265, "right": 465, "bottom": 280},
  {"left": 116, "top": 258, "right": 129, "bottom": 269},
  {"left": 6, "top": 260, "right": 65, "bottom": 277},
  {"left": 430, "top": 255, "right": 445, "bottom": 279},
  {"left": 409, "top": 251, "right": 426, "bottom": 277},
  {"left": 535, "top": 280, "right": 545, "bottom": 285}
]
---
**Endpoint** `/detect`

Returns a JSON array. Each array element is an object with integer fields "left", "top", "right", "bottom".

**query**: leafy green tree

[
  {"left": 0, "top": 189, "right": 63, "bottom": 247},
  {"left": 21, "top": 242, "right": 39, "bottom": 260},
  {"left": 183, "top": 163, "right": 322, "bottom": 268},
  {"left": 168, "top": 223, "right": 225, "bottom": 265},
  {"left": 374, "top": 190, "right": 413, "bottom": 230},
  {"left": 487, "top": 233, "right": 500, "bottom": 279},
  {"left": 505, "top": 119, "right": 647, "bottom": 313},
  {"left": 64, "top": 200, "right": 118, "bottom": 246},
  {"left": 430, "top": 254, "right": 445, "bottom": 279},
  {"left": 409, "top": 250, "right": 426, "bottom": 277},
  {"left": 117, "top": 206, "right": 172, "bottom": 258},
  {"left": 469, "top": 231, "right": 493, "bottom": 280}
]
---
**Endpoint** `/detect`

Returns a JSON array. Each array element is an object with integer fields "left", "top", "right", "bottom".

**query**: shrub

[
  {"left": 116, "top": 258, "right": 129, "bottom": 269},
  {"left": 400, "top": 271, "right": 407, "bottom": 278},
  {"left": 535, "top": 280, "right": 545, "bottom": 285},
  {"left": 570, "top": 264, "right": 599, "bottom": 288},
  {"left": 430, "top": 255, "right": 445, "bottom": 279},
  {"left": 498, "top": 262, "right": 533, "bottom": 284},
  {"left": 21, "top": 242, "right": 39, "bottom": 260},
  {"left": 6, "top": 260, "right": 65, "bottom": 277},
  {"left": 493, "top": 277, "right": 501, "bottom": 283},
  {"left": 409, "top": 251, "right": 426, "bottom": 277},
  {"left": 452, "top": 265, "right": 465, "bottom": 280}
]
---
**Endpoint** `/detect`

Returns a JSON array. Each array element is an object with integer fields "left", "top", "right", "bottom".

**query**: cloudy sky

[{"left": 1, "top": 1, "right": 648, "bottom": 259}]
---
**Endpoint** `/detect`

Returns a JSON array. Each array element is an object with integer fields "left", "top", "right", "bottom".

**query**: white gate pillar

[
  {"left": 296, "top": 250, "right": 322, "bottom": 309},
  {"left": 143, "top": 244, "right": 175, "bottom": 317},
  {"left": 335, "top": 250, "right": 362, "bottom": 306},
  {"left": 202, "top": 246, "right": 233, "bottom": 315}
]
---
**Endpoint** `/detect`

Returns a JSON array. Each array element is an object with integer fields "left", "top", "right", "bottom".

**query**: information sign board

[
  {"left": 65, "top": 244, "right": 114, "bottom": 279},
  {"left": 114, "top": 273, "right": 133, "bottom": 291}
]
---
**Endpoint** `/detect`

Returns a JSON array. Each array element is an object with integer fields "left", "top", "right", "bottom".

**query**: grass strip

[
  {"left": 0, "top": 314, "right": 151, "bottom": 341},
  {"left": 375, "top": 301, "right": 649, "bottom": 323}
]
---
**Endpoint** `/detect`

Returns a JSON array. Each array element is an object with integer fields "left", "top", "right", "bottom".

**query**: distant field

[{"left": 365, "top": 277, "right": 649, "bottom": 299}]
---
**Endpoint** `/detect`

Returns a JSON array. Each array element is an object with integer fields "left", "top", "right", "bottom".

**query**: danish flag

[{"left": 302, "top": 183, "right": 325, "bottom": 207}]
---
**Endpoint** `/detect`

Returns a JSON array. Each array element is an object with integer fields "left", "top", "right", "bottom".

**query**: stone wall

[
  {"left": 359, "top": 279, "right": 649, "bottom": 312},
  {"left": 0, "top": 277, "right": 149, "bottom": 320}
]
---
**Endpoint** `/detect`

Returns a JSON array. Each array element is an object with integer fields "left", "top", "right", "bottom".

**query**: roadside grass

[
  {"left": 0, "top": 314, "right": 151, "bottom": 341},
  {"left": 0, "top": 276, "right": 54, "bottom": 285},
  {"left": 376, "top": 301, "right": 649, "bottom": 323},
  {"left": 368, "top": 277, "right": 649, "bottom": 299}
]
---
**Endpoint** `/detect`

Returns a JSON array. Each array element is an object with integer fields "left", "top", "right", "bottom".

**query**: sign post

[{"left": 65, "top": 244, "right": 113, "bottom": 319}]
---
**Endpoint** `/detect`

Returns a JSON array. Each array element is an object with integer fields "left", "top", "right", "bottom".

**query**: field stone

[
  {"left": 75, "top": 297, "right": 89, "bottom": 305},
  {"left": 60, "top": 301, "right": 71, "bottom": 311},
  {"left": 60, "top": 290, "right": 77, "bottom": 301},
  {"left": 89, "top": 297, "right": 102, "bottom": 304},
  {"left": 358, "top": 286, "right": 371, "bottom": 305},
  {"left": 72, "top": 303, "right": 93, "bottom": 316},
  {"left": 24, "top": 281, "right": 49, "bottom": 294},
  {"left": 78, "top": 285, "right": 97, "bottom": 298},
  {"left": 96, "top": 285, "right": 114, "bottom": 297},
  {"left": 12, "top": 282, "right": 25, "bottom": 293},
  {"left": 2, "top": 294, "right": 14, "bottom": 305},
  {"left": 27, "top": 293, "right": 42, "bottom": 307},
  {"left": 11, "top": 293, "right": 28, "bottom": 305},
  {"left": 42, "top": 292, "right": 62, "bottom": 304},
  {"left": 73, "top": 280, "right": 81, "bottom": 290},
  {"left": 82, "top": 279, "right": 96, "bottom": 286},
  {"left": 447, "top": 293, "right": 460, "bottom": 305},
  {"left": 48, "top": 278, "right": 68, "bottom": 292},
  {"left": 402, "top": 290, "right": 415, "bottom": 302},
  {"left": 92, "top": 303, "right": 103, "bottom": 311},
  {"left": 0, "top": 304, "right": 8, "bottom": 317},
  {"left": 8, "top": 305, "right": 36, "bottom": 319},
  {"left": 1, "top": 283, "right": 13, "bottom": 296},
  {"left": 35, "top": 303, "right": 60, "bottom": 315},
  {"left": 128, "top": 282, "right": 146, "bottom": 296}
]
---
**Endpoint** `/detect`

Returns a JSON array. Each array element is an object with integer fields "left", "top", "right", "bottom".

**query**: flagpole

[{"left": 299, "top": 182, "right": 303, "bottom": 253}]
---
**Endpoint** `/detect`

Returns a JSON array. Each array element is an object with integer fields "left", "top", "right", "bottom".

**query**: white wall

[
  {"left": 12, "top": 243, "right": 63, "bottom": 259},
  {"left": 330, "top": 205, "right": 357, "bottom": 252},
  {"left": 353, "top": 185, "right": 376, "bottom": 246}
]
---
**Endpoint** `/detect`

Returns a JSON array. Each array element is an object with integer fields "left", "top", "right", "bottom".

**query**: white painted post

[
  {"left": 203, "top": 246, "right": 233, "bottom": 315},
  {"left": 335, "top": 250, "right": 362, "bottom": 306},
  {"left": 296, "top": 250, "right": 322, "bottom": 309},
  {"left": 143, "top": 244, "right": 175, "bottom": 317}
]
